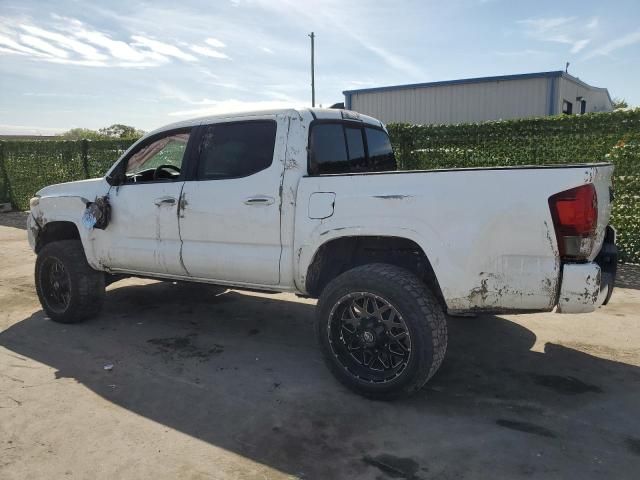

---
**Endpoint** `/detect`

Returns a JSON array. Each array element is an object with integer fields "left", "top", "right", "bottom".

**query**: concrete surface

[{"left": 1, "top": 211, "right": 639, "bottom": 479}]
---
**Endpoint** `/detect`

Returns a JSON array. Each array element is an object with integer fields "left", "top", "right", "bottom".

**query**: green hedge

[
  {"left": 0, "top": 139, "right": 132, "bottom": 211},
  {"left": 0, "top": 109, "right": 638, "bottom": 263},
  {"left": 387, "top": 108, "right": 640, "bottom": 264}
]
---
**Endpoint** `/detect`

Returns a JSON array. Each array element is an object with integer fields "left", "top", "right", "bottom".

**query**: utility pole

[{"left": 309, "top": 32, "right": 315, "bottom": 107}]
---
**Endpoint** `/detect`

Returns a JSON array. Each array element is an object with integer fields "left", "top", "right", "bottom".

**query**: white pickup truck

[{"left": 27, "top": 108, "right": 617, "bottom": 399}]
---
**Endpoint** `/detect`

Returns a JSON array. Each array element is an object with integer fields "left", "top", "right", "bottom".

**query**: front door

[
  {"left": 94, "top": 128, "right": 194, "bottom": 276},
  {"left": 178, "top": 118, "right": 285, "bottom": 285}
]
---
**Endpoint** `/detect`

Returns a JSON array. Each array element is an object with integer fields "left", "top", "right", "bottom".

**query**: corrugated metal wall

[
  {"left": 350, "top": 78, "right": 550, "bottom": 125},
  {"left": 556, "top": 78, "right": 612, "bottom": 114},
  {"left": 349, "top": 76, "right": 613, "bottom": 125}
]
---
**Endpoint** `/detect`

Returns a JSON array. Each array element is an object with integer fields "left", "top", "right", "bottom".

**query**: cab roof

[{"left": 146, "top": 107, "right": 383, "bottom": 137}]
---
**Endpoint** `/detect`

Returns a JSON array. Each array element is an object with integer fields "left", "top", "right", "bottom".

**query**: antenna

[
  {"left": 309, "top": 32, "right": 315, "bottom": 107},
  {"left": 565, "top": 62, "right": 570, "bottom": 73}
]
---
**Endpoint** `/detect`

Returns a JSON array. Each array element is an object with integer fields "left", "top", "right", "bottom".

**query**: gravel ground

[{"left": 1, "top": 211, "right": 639, "bottom": 479}]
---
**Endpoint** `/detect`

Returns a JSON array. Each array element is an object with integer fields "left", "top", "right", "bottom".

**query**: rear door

[{"left": 178, "top": 116, "right": 286, "bottom": 285}]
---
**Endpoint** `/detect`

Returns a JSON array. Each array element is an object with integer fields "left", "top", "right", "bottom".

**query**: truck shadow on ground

[
  {"left": 2, "top": 281, "right": 640, "bottom": 479},
  {"left": 0, "top": 211, "right": 28, "bottom": 230}
]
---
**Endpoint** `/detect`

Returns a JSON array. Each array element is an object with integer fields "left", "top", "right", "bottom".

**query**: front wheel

[
  {"left": 316, "top": 263, "right": 447, "bottom": 400},
  {"left": 35, "top": 240, "right": 105, "bottom": 323}
]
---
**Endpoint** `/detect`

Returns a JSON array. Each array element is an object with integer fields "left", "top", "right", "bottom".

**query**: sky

[{"left": 0, "top": 0, "right": 639, "bottom": 135}]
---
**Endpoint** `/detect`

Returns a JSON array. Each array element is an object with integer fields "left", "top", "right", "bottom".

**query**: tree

[
  {"left": 60, "top": 128, "right": 109, "bottom": 140},
  {"left": 612, "top": 98, "right": 629, "bottom": 110},
  {"left": 59, "top": 124, "right": 145, "bottom": 140},
  {"left": 98, "top": 124, "right": 145, "bottom": 139}
]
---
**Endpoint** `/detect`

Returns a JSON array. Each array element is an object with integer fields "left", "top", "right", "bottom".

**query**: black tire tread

[
  {"left": 35, "top": 240, "right": 105, "bottom": 323},
  {"left": 316, "top": 263, "right": 447, "bottom": 400}
]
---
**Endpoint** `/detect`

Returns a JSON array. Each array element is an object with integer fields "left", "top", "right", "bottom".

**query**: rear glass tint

[
  {"left": 365, "top": 127, "right": 396, "bottom": 171},
  {"left": 309, "top": 122, "right": 396, "bottom": 175},
  {"left": 309, "top": 124, "right": 349, "bottom": 175}
]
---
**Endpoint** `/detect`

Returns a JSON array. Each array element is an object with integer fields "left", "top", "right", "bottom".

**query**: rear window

[{"left": 308, "top": 122, "right": 396, "bottom": 175}]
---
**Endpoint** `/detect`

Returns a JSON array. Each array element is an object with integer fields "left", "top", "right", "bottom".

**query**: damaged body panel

[{"left": 294, "top": 163, "right": 614, "bottom": 314}]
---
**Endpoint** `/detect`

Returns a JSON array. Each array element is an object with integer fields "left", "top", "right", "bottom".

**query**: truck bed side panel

[{"left": 294, "top": 165, "right": 613, "bottom": 313}]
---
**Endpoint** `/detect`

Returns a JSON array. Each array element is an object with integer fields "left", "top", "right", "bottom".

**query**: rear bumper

[{"left": 556, "top": 226, "right": 617, "bottom": 314}]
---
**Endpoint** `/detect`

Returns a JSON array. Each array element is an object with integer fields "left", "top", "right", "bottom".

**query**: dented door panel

[{"left": 92, "top": 182, "right": 186, "bottom": 275}]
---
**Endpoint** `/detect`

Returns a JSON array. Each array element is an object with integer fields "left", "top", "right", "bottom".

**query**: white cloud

[
  {"left": 0, "top": 33, "right": 50, "bottom": 57},
  {"left": 168, "top": 98, "right": 306, "bottom": 117},
  {"left": 0, "top": 123, "right": 65, "bottom": 135},
  {"left": 20, "top": 24, "right": 108, "bottom": 61},
  {"left": 494, "top": 49, "right": 547, "bottom": 57},
  {"left": 131, "top": 35, "right": 197, "bottom": 62},
  {"left": 19, "top": 34, "right": 69, "bottom": 58},
  {"left": 205, "top": 37, "right": 226, "bottom": 48},
  {"left": 246, "top": 0, "right": 426, "bottom": 80},
  {"left": 586, "top": 17, "right": 599, "bottom": 29},
  {"left": 189, "top": 44, "right": 229, "bottom": 59},
  {"left": 518, "top": 16, "right": 594, "bottom": 54},
  {"left": 585, "top": 30, "right": 640, "bottom": 59},
  {"left": 0, "top": 15, "right": 231, "bottom": 68},
  {"left": 260, "top": 46, "right": 274, "bottom": 54}
]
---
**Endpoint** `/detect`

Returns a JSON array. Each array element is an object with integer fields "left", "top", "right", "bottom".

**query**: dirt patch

[
  {"left": 147, "top": 336, "right": 224, "bottom": 361},
  {"left": 625, "top": 437, "right": 640, "bottom": 456},
  {"left": 362, "top": 454, "right": 422, "bottom": 479},
  {"left": 495, "top": 419, "right": 557, "bottom": 438},
  {"left": 0, "top": 211, "right": 28, "bottom": 230},
  {"left": 530, "top": 374, "right": 603, "bottom": 395}
]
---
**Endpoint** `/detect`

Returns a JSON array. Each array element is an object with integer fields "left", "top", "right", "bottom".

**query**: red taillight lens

[{"left": 549, "top": 184, "right": 598, "bottom": 259}]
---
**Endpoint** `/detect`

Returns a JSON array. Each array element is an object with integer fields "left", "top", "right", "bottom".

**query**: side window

[
  {"left": 309, "top": 124, "right": 349, "bottom": 175},
  {"left": 365, "top": 127, "right": 397, "bottom": 171},
  {"left": 125, "top": 130, "right": 190, "bottom": 183},
  {"left": 196, "top": 121, "right": 277, "bottom": 180}
]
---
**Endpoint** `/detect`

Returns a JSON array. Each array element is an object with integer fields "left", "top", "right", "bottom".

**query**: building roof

[{"left": 343, "top": 71, "right": 611, "bottom": 101}]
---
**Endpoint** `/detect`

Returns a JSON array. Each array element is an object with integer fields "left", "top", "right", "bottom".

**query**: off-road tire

[
  {"left": 35, "top": 240, "right": 105, "bottom": 323},
  {"left": 316, "top": 263, "right": 447, "bottom": 400}
]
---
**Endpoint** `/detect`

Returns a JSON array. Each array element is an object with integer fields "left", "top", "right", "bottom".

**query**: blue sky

[{"left": 0, "top": 0, "right": 638, "bottom": 134}]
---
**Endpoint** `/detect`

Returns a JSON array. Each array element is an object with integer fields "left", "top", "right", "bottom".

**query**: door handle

[
  {"left": 244, "top": 195, "right": 275, "bottom": 206},
  {"left": 154, "top": 196, "right": 177, "bottom": 206}
]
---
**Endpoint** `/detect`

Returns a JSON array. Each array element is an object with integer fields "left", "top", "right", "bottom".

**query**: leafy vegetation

[
  {"left": 612, "top": 98, "right": 629, "bottom": 110},
  {"left": 60, "top": 124, "right": 145, "bottom": 140},
  {"left": 0, "top": 110, "right": 637, "bottom": 263},
  {"left": 387, "top": 109, "right": 640, "bottom": 263}
]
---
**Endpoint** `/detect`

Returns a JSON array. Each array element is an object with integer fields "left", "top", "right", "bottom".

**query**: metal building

[{"left": 343, "top": 71, "right": 613, "bottom": 125}]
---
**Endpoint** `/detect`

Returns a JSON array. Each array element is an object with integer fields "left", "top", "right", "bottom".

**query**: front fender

[{"left": 29, "top": 177, "right": 110, "bottom": 269}]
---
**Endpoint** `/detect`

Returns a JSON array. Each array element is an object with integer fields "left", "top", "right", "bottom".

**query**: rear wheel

[
  {"left": 35, "top": 240, "right": 105, "bottom": 323},
  {"left": 316, "top": 263, "right": 447, "bottom": 400}
]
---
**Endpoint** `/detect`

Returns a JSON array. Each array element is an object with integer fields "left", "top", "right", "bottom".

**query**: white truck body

[{"left": 28, "top": 108, "right": 615, "bottom": 315}]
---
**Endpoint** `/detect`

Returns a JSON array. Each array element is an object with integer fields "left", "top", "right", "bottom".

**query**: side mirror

[{"left": 106, "top": 161, "right": 126, "bottom": 186}]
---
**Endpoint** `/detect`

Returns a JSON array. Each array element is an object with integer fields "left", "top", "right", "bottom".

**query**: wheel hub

[
  {"left": 327, "top": 292, "right": 412, "bottom": 383},
  {"left": 361, "top": 330, "right": 375, "bottom": 345}
]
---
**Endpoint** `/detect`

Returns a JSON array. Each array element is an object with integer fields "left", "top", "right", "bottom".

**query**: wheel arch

[
  {"left": 303, "top": 235, "right": 445, "bottom": 304},
  {"left": 35, "top": 220, "right": 81, "bottom": 253}
]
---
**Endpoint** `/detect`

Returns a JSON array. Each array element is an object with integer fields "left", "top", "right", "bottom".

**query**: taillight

[{"left": 548, "top": 184, "right": 598, "bottom": 260}]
